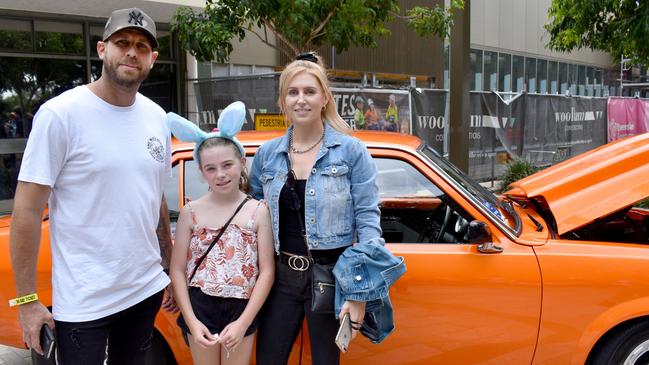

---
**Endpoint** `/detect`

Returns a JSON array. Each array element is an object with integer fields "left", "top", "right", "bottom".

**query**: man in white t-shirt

[{"left": 10, "top": 8, "right": 176, "bottom": 365}]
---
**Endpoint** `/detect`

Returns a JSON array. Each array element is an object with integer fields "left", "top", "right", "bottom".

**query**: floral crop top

[{"left": 185, "top": 200, "right": 264, "bottom": 299}]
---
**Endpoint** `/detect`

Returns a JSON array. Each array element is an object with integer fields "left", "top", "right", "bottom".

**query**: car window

[
  {"left": 420, "top": 145, "right": 520, "bottom": 235},
  {"left": 375, "top": 158, "right": 441, "bottom": 198},
  {"left": 375, "top": 158, "right": 473, "bottom": 244}
]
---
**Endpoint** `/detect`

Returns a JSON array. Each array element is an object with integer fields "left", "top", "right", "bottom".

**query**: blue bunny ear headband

[{"left": 166, "top": 101, "right": 246, "bottom": 163}]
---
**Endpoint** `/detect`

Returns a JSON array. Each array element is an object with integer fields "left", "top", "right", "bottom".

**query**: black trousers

[
  {"left": 256, "top": 258, "right": 340, "bottom": 365},
  {"left": 54, "top": 290, "right": 163, "bottom": 365}
]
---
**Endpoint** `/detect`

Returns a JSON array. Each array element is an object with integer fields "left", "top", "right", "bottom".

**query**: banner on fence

[
  {"left": 607, "top": 97, "right": 649, "bottom": 141},
  {"left": 466, "top": 92, "right": 607, "bottom": 181},
  {"left": 193, "top": 77, "right": 412, "bottom": 133},
  {"left": 525, "top": 95, "right": 608, "bottom": 158},
  {"left": 193, "top": 75, "right": 610, "bottom": 182},
  {"left": 331, "top": 88, "right": 410, "bottom": 134},
  {"left": 410, "top": 89, "right": 447, "bottom": 153}
]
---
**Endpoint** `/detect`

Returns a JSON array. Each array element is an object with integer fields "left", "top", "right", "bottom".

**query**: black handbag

[{"left": 311, "top": 261, "right": 336, "bottom": 314}]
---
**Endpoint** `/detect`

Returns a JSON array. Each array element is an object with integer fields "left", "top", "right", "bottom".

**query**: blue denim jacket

[
  {"left": 334, "top": 242, "right": 406, "bottom": 343},
  {"left": 249, "top": 123, "right": 383, "bottom": 252},
  {"left": 249, "top": 123, "right": 406, "bottom": 343}
]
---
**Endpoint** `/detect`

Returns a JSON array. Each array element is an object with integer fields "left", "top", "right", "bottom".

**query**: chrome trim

[
  {"left": 477, "top": 242, "right": 504, "bottom": 254},
  {"left": 414, "top": 145, "right": 520, "bottom": 242},
  {"left": 624, "top": 338, "right": 649, "bottom": 365}
]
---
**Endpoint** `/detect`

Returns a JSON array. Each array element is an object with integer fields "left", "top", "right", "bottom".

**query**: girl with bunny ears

[{"left": 167, "top": 102, "right": 275, "bottom": 365}]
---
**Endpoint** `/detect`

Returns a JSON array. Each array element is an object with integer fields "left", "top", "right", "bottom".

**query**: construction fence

[{"left": 193, "top": 74, "right": 647, "bottom": 182}]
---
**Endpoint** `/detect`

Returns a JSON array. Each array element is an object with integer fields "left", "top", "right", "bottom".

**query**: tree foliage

[
  {"left": 545, "top": 0, "right": 649, "bottom": 65},
  {"left": 499, "top": 159, "right": 539, "bottom": 193},
  {"left": 172, "top": 0, "right": 464, "bottom": 63}
]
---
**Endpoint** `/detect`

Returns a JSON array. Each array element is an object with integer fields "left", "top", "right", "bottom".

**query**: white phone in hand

[{"left": 335, "top": 313, "right": 352, "bottom": 353}]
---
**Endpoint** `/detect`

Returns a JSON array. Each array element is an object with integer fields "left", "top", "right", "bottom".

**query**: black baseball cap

[{"left": 103, "top": 8, "right": 158, "bottom": 48}]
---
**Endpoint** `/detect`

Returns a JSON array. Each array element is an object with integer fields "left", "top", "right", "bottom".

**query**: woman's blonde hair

[{"left": 278, "top": 53, "right": 350, "bottom": 133}]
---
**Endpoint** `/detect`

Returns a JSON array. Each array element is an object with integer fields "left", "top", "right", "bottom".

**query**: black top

[{"left": 279, "top": 178, "right": 308, "bottom": 255}]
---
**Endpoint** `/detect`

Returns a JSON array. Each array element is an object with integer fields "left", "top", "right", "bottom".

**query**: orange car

[{"left": 1, "top": 131, "right": 648, "bottom": 365}]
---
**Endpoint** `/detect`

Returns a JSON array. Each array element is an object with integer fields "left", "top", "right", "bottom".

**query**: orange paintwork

[
  {"left": 0, "top": 131, "right": 648, "bottom": 365},
  {"left": 506, "top": 133, "right": 649, "bottom": 235}
]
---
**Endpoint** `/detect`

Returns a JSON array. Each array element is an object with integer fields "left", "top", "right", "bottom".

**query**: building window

[
  {"left": 498, "top": 53, "right": 511, "bottom": 92},
  {"left": 525, "top": 57, "right": 537, "bottom": 93},
  {"left": 585, "top": 66, "right": 594, "bottom": 96},
  {"left": 0, "top": 18, "right": 32, "bottom": 52},
  {"left": 594, "top": 68, "right": 602, "bottom": 96},
  {"left": 549, "top": 61, "right": 558, "bottom": 94},
  {"left": 156, "top": 30, "right": 173, "bottom": 60},
  {"left": 89, "top": 24, "right": 103, "bottom": 57},
  {"left": 568, "top": 64, "right": 578, "bottom": 95},
  {"left": 537, "top": 59, "right": 548, "bottom": 94},
  {"left": 577, "top": 65, "right": 586, "bottom": 95},
  {"left": 209, "top": 63, "right": 275, "bottom": 77},
  {"left": 559, "top": 62, "right": 568, "bottom": 94},
  {"left": 512, "top": 55, "right": 524, "bottom": 92},
  {"left": 34, "top": 20, "right": 84, "bottom": 55},
  {"left": 483, "top": 51, "right": 497, "bottom": 92},
  {"left": 470, "top": 49, "right": 483, "bottom": 91}
]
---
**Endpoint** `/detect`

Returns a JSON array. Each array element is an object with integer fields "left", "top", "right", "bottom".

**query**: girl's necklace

[{"left": 289, "top": 128, "right": 324, "bottom": 154}]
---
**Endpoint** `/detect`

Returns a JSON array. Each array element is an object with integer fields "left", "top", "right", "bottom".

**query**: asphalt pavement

[{"left": 0, "top": 345, "right": 31, "bottom": 365}]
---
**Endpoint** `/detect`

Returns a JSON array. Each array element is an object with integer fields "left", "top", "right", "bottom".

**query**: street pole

[
  {"left": 620, "top": 56, "right": 632, "bottom": 97},
  {"left": 620, "top": 54, "right": 623, "bottom": 96},
  {"left": 448, "top": 0, "right": 471, "bottom": 172}
]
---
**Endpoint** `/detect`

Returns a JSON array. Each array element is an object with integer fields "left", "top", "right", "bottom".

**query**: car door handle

[{"left": 477, "top": 241, "right": 503, "bottom": 254}]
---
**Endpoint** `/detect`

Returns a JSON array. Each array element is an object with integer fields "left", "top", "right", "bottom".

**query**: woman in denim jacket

[{"left": 250, "top": 52, "right": 399, "bottom": 365}]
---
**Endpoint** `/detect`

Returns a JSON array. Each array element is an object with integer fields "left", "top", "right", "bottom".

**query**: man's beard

[{"left": 103, "top": 61, "right": 150, "bottom": 89}]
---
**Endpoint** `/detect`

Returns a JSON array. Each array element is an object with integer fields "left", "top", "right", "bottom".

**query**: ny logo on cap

[{"left": 128, "top": 10, "right": 144, "bottom": 26}]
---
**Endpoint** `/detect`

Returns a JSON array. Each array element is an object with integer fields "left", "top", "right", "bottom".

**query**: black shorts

[{"left": 177, "top": 287, "right": 258, "bottom": 339}]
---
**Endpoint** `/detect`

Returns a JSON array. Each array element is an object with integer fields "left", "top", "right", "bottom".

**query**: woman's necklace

[{"left": 289, "top": 127, "right": 324, "bottom": 154}]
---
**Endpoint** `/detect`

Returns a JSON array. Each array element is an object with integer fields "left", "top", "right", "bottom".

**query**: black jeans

[
  {"left": 54, "top": 290, "right": 163, "bottom": 365},
  {"left": 256, "top": 258, "right": 340, "bottom": 365}
]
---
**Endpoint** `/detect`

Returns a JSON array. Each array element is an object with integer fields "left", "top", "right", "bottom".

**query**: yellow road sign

[{"left": 255, "top": 113, "right": 287, "bottom": 130}]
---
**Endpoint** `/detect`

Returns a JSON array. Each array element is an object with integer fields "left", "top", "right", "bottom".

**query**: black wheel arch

[{"left": 586, "top": 316, "right": 649, "bottom": 365}]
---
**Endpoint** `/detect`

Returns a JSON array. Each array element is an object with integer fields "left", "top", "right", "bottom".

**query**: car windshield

[{"left": 420, "top": 145, "right": 521, "bottom": 236}]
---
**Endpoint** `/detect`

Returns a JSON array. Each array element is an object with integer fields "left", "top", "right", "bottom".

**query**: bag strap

[
  {"left": 286, "top": 158, "right": 312, "bottom": 260},
  {"left": 188, "top": 195, "right": 251, "bottom": 283},
  {"left": 289, "top": 173, "right": 313, "bottom": 260}
]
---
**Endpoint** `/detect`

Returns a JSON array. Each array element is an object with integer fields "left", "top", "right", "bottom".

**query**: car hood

[{"left": 505, "top": 133, "right": 649, "bottom": 235}]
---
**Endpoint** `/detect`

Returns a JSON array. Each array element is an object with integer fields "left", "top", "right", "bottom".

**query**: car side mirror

[
  {"left": 466, "top": 221, "right": 491, "bottom": 243},
  {"left": 466, "top": 221, "right": 503, "bottom": 254}
]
